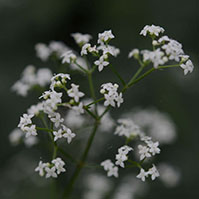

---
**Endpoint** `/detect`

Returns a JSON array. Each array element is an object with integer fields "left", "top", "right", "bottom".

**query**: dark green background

[{"left": 0, "top": 0, "right": 199, "bottom": 198}]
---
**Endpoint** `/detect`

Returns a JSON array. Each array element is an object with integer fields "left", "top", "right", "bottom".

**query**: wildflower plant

[{"left": 10, "top": 25, "right": 194, "bottom": 197}]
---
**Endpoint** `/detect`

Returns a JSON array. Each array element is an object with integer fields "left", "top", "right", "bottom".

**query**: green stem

[
  {"left": 127, "top": 64, "right": 179, "bottom": 89},
  {"left": 87, "top": 71, "right": 98, "bottom": 116},
  {"left": 36, "top": 127, "right": 53, "bottom": 132},
  {"left": 63, "top": 121, "right": 99, "bottom": 198},
  {"left": 57, "top": 147, "right": 77, "bottom": 164},
  {"left": 74, "top": 61, "right": 88, "bottom": 73},
  {"left": 122, "top": 64, "right": 146, "bottom": 92},
  {"left": 85, "top": 97, "right": 105, "bottom": 108},
  {"left": 109, "top": 64, "right": 126, "bottom": 86}
]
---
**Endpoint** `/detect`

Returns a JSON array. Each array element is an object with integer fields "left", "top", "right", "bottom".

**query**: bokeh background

[{"left": 0, "top": 0, "right": 199, "bottom": 198}]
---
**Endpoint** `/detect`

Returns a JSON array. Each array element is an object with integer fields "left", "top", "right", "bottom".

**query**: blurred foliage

[{"left": 0, "top": 0, "right": 199, "bottom": 198}]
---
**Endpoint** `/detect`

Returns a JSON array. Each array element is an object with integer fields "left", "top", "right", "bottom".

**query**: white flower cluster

[
  {"left": 35, "top": 157, "right": 66, "bottom": 178},
  {"left": 101, "top": 160, "right": 119, "bottom": 178},
  {"left": 61, "top": 50, "right": 77, "bottom": 64},
  {"left": 100, "top": 83, "right": 123, "bottom": 107},
  {"left": 71, "top": 33, "right": 92, "bottom": 46},
  {"left": 115, "top": 145, "right": 133, "bottom": 168},
  {"left": 138, "top": 135, "right": 160, "bottom": 160},
  {"left": 50, "top": 73, "right": 71, "bottom": 91},
  {"left": 12, "top": 65, "right": 52, "bottom": 96},
  {"left": 35, "top": 41, "right": 69, "bottom": 61},
  {"left": 137, "top": 164, "right": 159, "bottom": 181},
  {"left": 129, "top": 25, "right": 194, "bottom": 75},
  {"left": 75, "top": 30, "right": 119, "bottom": 72},
  {"left": 18, "top": 114, "right": 37, "bottom": 138},
  {"left": 140, "top": 24, "right": 165, "bottom": 37},
  {"left": 127, "top": 108, "right": 176, "bottom": 145},
  {"left": 53, "top": 124, "right": 75, "bottom": 143},
  {"left": 101, "top": 145, "right": 133, "bottom": 178},
  {"left": 114, "top": 119, "right": 141, "bottom": 138}
]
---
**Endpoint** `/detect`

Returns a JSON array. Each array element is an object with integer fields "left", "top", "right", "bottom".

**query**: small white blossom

[
  {"left": 71, "top": 33, "right": 92, "bottom": 45},
  {"left": 180, "top": 60, "right": 194, "bottom": 75},
  {"left": 101, "top": 159, "right": 114, "bottom": 171},
  {"left": 128, "top": 49, "right": 139, "bottom": 58},
  {"left": 148, "top": 164, "right": 159, "bottom": 180},
  {"left": 62, "top": 126, "right": 76, "bottom": 144},
  {"left": 115, "top": 119, "right": 141, "bottom": 138},
  {"left": 138, "top": 145, "right": 151, "bottom": 160},
  {"left": 140, "top": 25, "right": 164, "bottom": 37},
  {"left": 53, "top": 129, "right": 63, "bottom": 141},
  {"left": 107, "top": 166, "right": 119, "bottom": 178},
  {"left": 61, "top": 50, "right": 77, "bottom": 64},
  {"left": 81, "top": 43, "right": 91, "bottom": 56},
  {"left": 45, "top": 166, "right": 58, "bottom": 178},
  {"left": 98, "top": 30, "right": 115, "bottom": 44},
  {"left": 9, "top": 128, "right": 23, "bottom": 146},
  {"left": 18, "top": 114, "right": 34, "bottom": 130},
  {"left": 72, "top": 102, "right": 85, "bottom": 115},
  {"left": 148, "top": 141, "right": 160, "bottom": 155},
  {"left": 67, "top": 83, "right": 85, "bottom": 102},
  {"left": 136, "top": 168, "right": 148, "bottom": 182},
  {"left": 50, "top": 113, "right": 64, "bottom": 128},
  {"left": 52, "top": 157, "right": 66, "bottom": 174},
  {"left": 35, "top": 161, "right": 48, "bottom": 177},
  {"left": 35, "top": 43, "right": 51, "bottom": 61},
  {"left": 94, "top": 56, "right": 109, "bottom": 72},
  {"left": 23, "top": 125, "right": 37, "bottom": 138}
]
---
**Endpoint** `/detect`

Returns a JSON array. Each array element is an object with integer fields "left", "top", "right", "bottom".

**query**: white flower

[
  {"left": 180, "top": 60, "right": 194, "bottom": 75},
  {"left": 94, "top": 56, "right": 109, "bottom": 72},
  {"left": 11, "top": 81, "right": 29, "bottom": 97},
  {"left": 18, "top": 114, "right": 34, "bottom": 130},
  {"left": 98, "top": 45, "right": 120, "bottom": 57},
  {"left": 101, "top": 83, "right": 123, "bottom": 108},
  {"left": 115, "top": 145, "right": 133, "bottom": 168},
  {"left": 98, "top": 30, "right": 115, "bottom": 44},
  {"left": 148, "top": 164, "right": 159, "bottom": 180},
  {"left": 162, "top": 39, "right": 184, "bottom": 62},
  {"left": 128, "top": 49, "right": 139, "bottom": 58},
  {"left": 9, "top": 128, "right": 23, "bottom": 146},
  {"left": 71, "top": 33, "right": 92, "bottom": 45},
  {"left": 50, "top": 113, "right": 64, "bottom": 128},
  {"left": 114, "top": 119, "right": 141, "bottom": 138},
  {"left": 23, "top": 125, "right": 37, "bottom": 138},
  {"left": 148, "top": 141, "right": 160, "bottom": 155},
  {"left": 140, "top": 25, "right": 164, "bottom": 37},
  {"left": 72, "top": 102, "right": 85, "bottom": 115},
  {"left": 36, "top": 68, "right": 52, "bottom": 87},
  {"left": 67, "top": 83, "right": 85, "bottom": 102},
  {"left": 35, "top": 161, "right": 48, "bottom": 177},
  {"left": 61, "top": 50, "right": 77, "bottom": 64},
  {"left": 35, "top": 43, "right": 51, "bottom": 61},
  {"left": 101, "top": 159, "right": 114, "bottom": 171},
  {"left": 138, "top": 145, "right": 151, "bottom": 160},
  {"left": 45, "top": 166, "right": 58, "bottom": 178},
  {"left": 53, "top": 129, "right": 63, "bottom": 141},
  {"left": 62, "top": 126, "right": 76, "bottom": 144},
  {"left": 52, "top": 157, "right": 66, "bottom": 174},
  {"left": 81, "top": 43, "right": 91, "bottom": 56},
  {"left": 142, "top": 48, "right": 166, "bottom": 68},
  {"left": 136, "top": 168, "right": 148, "bottom": 181},
  {"left": 24, "top": 136, "right": 38, "bottom": 147},
  {"left": 107, "top": 166, "right": 119, "bottom": 178},
  {"left": 27, "top": 103, "right": 43, "bottom": 116}
]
